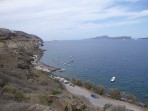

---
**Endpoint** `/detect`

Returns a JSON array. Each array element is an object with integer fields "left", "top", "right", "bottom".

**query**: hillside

[{"left": 0, "top": 28, "right": 99, "bottom": 111}]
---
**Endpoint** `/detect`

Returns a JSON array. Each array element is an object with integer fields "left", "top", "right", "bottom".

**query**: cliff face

[
  {"left": 0, "top": 28, "right": 99, "bottom": 111},
  {"left": 0, "top": 28, "right": 43, "bottom": 69}
]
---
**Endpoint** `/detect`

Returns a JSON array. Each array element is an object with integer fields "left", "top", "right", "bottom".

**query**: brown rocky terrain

[{"left": 0, "top": 28, "right": 99, "bottom": 111}]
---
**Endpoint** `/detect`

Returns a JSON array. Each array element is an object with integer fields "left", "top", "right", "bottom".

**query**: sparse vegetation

[
  {"left": 83, "top": 80, "right": 93, "bottom": 90},
  {"left": 145, "top": 102, "right": 148, "bottom": 107},
  {"left": 0, "top": 39, "right": 5, "bottom": 43},
  {"left": 92, "top": 85, "right": 105, "bottom": 95},
  {"left": 103, "top": 104, "right": 112, "bottom": 111},
  {"left": 53, "top": 78, "right": 66, "bottom": 90},
  {"left": 111, "top": 106, "right": 130, "bottom": 111},
  {"left": 51, "top": 89, "right": 61, "bottom": 95},
  {"left": 109, "top": 88, "right": 121, "bottom": 100},
  {"left": 0, "top": 101, "right": 30, "bottom": 111},
  {"left": 72, "top": 79, "right": 83, "bottom": 87},
  {"left": 1, "top": 85, "right": 24, "bottom": 101},
  {"left": 39, "top": 94, "right": 53, "bottom": 105},
  {"left": 126, "top": 94, "right": 136, "bottom": 103},
  {"left": 59, "top": 83, "right": 66, "bottom": 90}
]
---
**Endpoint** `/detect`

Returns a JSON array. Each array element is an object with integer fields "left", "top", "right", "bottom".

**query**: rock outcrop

[{"left": 0, "top": 28, "right": 43, "bottom": 69}]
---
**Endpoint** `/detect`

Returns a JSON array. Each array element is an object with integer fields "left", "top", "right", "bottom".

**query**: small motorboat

[{"left": 110, "top": 76, "right": 115, "bottom": 82}]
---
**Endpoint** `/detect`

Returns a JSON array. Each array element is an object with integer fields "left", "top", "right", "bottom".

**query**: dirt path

[{"left": 65, "top": 84, "right": 144, "bottom": 111}]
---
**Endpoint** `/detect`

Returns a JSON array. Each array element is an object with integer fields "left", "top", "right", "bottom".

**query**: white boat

[
  {"left": 110, "top": 76, "right": 115, "bottom": 82},
  {"left": 59, "top": 68, "right": 66, "bottom": 72}
]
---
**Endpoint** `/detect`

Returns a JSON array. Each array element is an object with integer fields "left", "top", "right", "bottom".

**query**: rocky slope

[{"left": 0, "top": 28, "right": 99, "bottom": 111}]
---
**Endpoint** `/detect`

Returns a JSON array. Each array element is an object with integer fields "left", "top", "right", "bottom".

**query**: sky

[{"left": 0, "top": 0, "right": 148, "bottom": 41}]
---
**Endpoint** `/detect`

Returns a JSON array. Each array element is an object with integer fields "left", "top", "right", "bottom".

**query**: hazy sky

[{"left": 0, "top": 0, "right": 148, "bottom": 40}]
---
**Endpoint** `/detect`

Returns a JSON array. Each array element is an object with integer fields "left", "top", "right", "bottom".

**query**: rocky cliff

[
  {"left": 0, "top": 28, "right": 43, "bottom": 69},
  {"left": 0, "top": 28, "right": 99, "bottom": 111}
]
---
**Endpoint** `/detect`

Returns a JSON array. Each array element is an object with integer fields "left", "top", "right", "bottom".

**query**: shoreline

[
  {"left": 36, "top": 58, "right": 147, "bottom": 109},
  {"left": 31, "top": 54, "right": 60, "bottom": 72},
  {"left": 37, "top": 61, "right": 60, "bottom": 72},
  {"left": 36, "top": 50, "right": 147, "bottom": 110},
  {"left": 47, "top": 73, "right": 146, "bottom": 111}
]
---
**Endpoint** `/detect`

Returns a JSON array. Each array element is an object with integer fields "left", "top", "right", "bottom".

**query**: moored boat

[{"left": 110, "top": 76, "right": 115, "bottom": 82}]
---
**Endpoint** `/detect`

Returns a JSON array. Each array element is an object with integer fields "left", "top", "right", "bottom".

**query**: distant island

[
  {"left": 138, "top": 37, "right": 148, "bottom": 39},
  {"left": 90, "top": 35, "right": 132, "bottom": 40}
]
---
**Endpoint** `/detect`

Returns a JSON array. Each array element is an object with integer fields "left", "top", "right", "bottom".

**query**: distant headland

[
  {"left": 138, "top": 37, "right": 148, "bottom": 39},
  {"left": 90, "top": 35, "right": 132, "bottom": 40}
]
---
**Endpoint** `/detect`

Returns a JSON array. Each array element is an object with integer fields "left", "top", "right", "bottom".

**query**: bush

[
  {"left": 92, "top": 85, "right": 105, "bottom": 95},
  {"left": 111, "top": 106, "right": 130, "bottom": 111},
  {"left": 51, "top": 89, "right": 61, "bottom": 95},
  {"left": 109, "top": 88, "right": 121, "bottom": 100},
  {"left": 83, "top": 81, "right": 93, "bottom": 90},
  {"left": 53, "top": 79, "right": 66, "bottom": 90},
  {"left": 126, "top": 94, "right": 136, "bottom": 103},
  {"left": 14, "top": 91, "right": 24, "bottom": 102},
  {"left": 59, "top": 83, "right": 66, "bottom": 90},
  {"left": 1, "top": 85, "right": 24, "bottom": 101},
  {"left": 2, "top": 85, "right": 16, "bottom": 94},
  {"left": 72, "top": 79, "right": 82, "bottom": 87},
  {"left": 145, "top": 102, "right": 148, "bottom": 107},
  {"left": 103, "top": 104, "right": 112, "bottom": 111},
  {"left": 39, "top": 94, "right": 49, "bottom": 105},
  {"left": 0, "top": 39, "right": 5, "bottom": 43}
]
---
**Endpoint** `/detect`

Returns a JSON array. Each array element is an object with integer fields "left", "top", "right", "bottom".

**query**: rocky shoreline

[{"left": 31, "top": 54, "right": 60, "bottom": 72}]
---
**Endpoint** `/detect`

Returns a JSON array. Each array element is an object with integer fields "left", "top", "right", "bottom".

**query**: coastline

[
  {"left": 31, "top": 54, "right": 60, "bottom": 72},
  {"left": 40, "top": 40, "right": 148, "bottom": 103},
  {"left": 36, "top": 57, "right": 147, "bottom": 111},
  {"left": 35, "top": 41, "right": 147, "bottom": 111}
]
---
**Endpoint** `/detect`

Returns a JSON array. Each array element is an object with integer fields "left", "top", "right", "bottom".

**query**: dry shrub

[
  {"left": 92, "top": 85, "right": 105, "bottom": 95},
  {"left": 83, "top": 81, "right": 93, "bottom": 90},
  {"left": 111, "top": 106, "right": 130, "bottom": 111},
  {"left": 1, "top": 85, "right": 24, "bottom": 102},
  {"left": 0, "top": 69, "right": 25, "bottom": 79},
  {"left": 0, "top": 101, "right": 30, "bottom": 111},
  {"left": 38, "top": 79, "right": 48, "bottom": 86},
  {"left": 109, "top": 88, "right": 121, "bottom": 100},
  {"left": 22, "top": 87, "right": 33, "bottom": 93}
]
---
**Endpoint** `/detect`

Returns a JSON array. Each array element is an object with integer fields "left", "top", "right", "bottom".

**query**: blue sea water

[{"left": 41, "top": 39, "right": 148, "bottom": 102}]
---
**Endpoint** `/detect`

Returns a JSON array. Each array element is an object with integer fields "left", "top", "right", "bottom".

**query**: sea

[{"left": 40, "top": 39, "right": 148, "bottom": 102}]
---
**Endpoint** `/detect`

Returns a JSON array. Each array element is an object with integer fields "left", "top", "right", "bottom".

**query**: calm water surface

[{"left": 41, "top": 40, "right": 148, "bottom": 102}]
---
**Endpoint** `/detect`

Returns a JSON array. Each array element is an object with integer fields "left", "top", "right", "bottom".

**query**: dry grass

[{"left": 111, "top": 106, "right": 131, "bottom": 111}]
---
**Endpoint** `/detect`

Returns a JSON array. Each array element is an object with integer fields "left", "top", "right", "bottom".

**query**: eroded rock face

[{"left": 0, "top": 28, "right": 43, "bottom": 69}]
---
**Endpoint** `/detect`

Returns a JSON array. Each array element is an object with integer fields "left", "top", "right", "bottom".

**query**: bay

[{"left": 41, "top": 39, "right": 148, "bottom": 102}]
